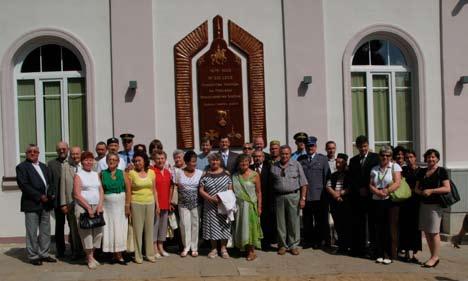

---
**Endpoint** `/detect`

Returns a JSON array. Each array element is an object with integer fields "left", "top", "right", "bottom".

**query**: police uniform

[
  {"left": 291, "top": 132, "right": 308, "bottom": 160},
  {"left": 118, "top": 133, "right": 135, "bottom": 167}
]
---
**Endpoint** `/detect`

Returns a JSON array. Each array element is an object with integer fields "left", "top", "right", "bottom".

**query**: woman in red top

[{"left": 151, "top": 150, "right": 174, "bottom": 258}]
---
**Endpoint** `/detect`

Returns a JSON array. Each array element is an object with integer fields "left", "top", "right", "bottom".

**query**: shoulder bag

[
  {"left": 390, "top": 163, "right": 411, "bottom": 202},
  {"left": 438, "top": 168, "right": 461, "bottom": 208}
]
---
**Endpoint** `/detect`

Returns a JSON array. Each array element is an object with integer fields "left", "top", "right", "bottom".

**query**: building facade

[{"left": 0, "top": 0, "right": 466, "bottom": 237}]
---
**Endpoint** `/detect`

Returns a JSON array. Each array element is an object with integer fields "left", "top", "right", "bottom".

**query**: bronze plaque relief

[
  {"left": 197, "top": 16, "right": 244, "bottom": 148},
  {"left": 174, "top": 15, "right": 265, "bottom": 149}
]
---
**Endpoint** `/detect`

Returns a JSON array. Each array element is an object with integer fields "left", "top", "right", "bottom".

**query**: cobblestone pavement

[{"left": 1, "top": 241, "right": 467, "bottom": 281}]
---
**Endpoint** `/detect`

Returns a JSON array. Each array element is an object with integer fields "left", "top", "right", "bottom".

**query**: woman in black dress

[
  {"left": 414, "top": 149, "right": 451, "bottom": 268},
  {"left": 398, "top": 150, "right": 422, "bottom": 262}
]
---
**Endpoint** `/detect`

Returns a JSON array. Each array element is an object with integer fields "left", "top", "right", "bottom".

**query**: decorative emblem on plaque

[
  {"left": 217, "top": 110, "right": 228, "bottom": 127},
  {"left": 211, "top": 45, "right": 227, "bottom": 65}
]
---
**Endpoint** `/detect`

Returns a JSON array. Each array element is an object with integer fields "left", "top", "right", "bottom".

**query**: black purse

[
  {"left": 438, "top": 168, "right": 461, "bottom": 208},
  {"left": 79, "top": 212, "right": 106, "bottom": 229}
]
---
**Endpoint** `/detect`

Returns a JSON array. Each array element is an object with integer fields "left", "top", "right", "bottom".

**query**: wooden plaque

[{"left": 196, "top": 16, "right": 244, "bottom": 148}]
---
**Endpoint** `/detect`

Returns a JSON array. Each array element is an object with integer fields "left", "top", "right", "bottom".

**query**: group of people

[{"left": 15, "top": 131, "right": 461, "bottom": 269}]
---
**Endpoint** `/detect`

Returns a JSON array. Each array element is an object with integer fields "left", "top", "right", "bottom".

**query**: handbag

[
  {"left": 390, "top": 163, "right": 411, "bottom": 202},
  {"left": 390, "top": 177, "right": 412, "bottom": 202},
  {"left": 79, "top": 212, "right": 105, "bottom": 229},
  {"left": 438, "top": 168, "right": 461, "bottom": 208}
]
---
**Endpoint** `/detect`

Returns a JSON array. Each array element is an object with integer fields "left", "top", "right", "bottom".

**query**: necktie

[
  {"left": 223, "top": 154, "right": 228, "bottom": 166},
  {"left": 255, "top": 165, "right": 261, "bottom": 174},
  {"left": 360, "top": 155, "right": 366, "bottom": 167}
]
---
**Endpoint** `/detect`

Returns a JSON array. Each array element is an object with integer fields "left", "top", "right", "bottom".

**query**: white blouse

[
  {"left": 76, "top": 170, "right": 101, "bottom": 205},
  {"left": 370, "top": 162, "right": 402, "bottom": 200}
]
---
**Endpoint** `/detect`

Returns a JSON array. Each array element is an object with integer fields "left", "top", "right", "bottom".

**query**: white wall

[
  {"left": 153, "top": 0, "right": 286, "bottom": 154},
  {"left": 0, "top": 0, "right": 112, "bottom": 237},
  {"left": 323, "top": 0, "right": 442, "bottom": 155}
]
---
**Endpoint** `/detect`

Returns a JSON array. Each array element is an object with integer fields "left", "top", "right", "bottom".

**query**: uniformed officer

[
  {"left": 291, "top": 132, "right": 308, "bottom": 160},
  {"left": 119, "top": 133, "right": 135, "bottom": 169}
]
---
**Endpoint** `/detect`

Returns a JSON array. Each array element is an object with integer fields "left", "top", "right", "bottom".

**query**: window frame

[
  {"left": 351, "top": 55, "right": 415, "bottom": 152},
  {"left": 14, "top": 43, "right": 86, "bottom": 163}
]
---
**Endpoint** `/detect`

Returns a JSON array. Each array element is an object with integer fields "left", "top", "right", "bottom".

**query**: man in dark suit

[
  {"left": 219, "top": 136, "right": 239, "bottom": 174},
  {"left": 16, "top": 144, "right": 57, "bottom": 265},
  {"left": 298, "top": 136, "right": 331, "bottom": 248},
  {"left": 251, "top": 149, "right": 275, "bottom": 249},
  {"left": 47, "top": 141, "right": 68, "bottom": 258},
  {"left": 348, "top": 135, "right": 379, "bottom": 257},
  {"left": 253, "top": 136, "right": 271, "bottom": 161}
]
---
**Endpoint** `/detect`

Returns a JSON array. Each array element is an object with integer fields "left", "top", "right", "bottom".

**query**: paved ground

[{"left": 1, "top": 241, "right": 467, "bottom": 281}]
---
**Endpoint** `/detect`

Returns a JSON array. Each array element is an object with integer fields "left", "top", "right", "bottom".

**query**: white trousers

[{"left": 179, "top": 206, "right": 200, "bottom": 252}]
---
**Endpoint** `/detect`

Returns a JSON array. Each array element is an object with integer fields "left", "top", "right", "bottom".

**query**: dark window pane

[
  {"left": 41, "top": 44, "right": 61, "bottom": 72},
  {"left": 63, "top": 47, "right": 82, "bottom": 71},
  {"left": 352, "top": 42, "right": 369, "bottom": 65},
  {"left": 21, "top": 47, "right": 40, "bottom": 73},
  {"left": 389, "top": 42, "right": 407, "bottom": 66},
  {"left": 370, "top": 40, "right": 388, "bottom": 65}
]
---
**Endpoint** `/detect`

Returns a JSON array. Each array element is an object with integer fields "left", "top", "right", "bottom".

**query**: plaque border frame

[
  {"left": 228, "top": 20, "right": 267, "bottom": 146},
  {"left": 174, "top": 21, "right": 209, "bottom": 149}
]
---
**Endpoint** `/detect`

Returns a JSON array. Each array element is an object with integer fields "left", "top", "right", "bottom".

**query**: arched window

[
  {"left": 15, "top": 44, "right": 86, "bottom": 162},
  {"left": 351, "top": 39, "right": 413, "bottom": 152}
]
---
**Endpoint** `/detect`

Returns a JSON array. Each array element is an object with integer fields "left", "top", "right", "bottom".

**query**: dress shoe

[
  {"left": 422, "top": 259, "right": 440, "bottom": 268},
  {"left": 277, "top": 247, "right": 287, "bottom": 255},
  {"left": 30, "top": 259, "right": 43, "bottom": 266},
  {"left": 41, "top": 256, "right": 57, "bottom": 263},
  {"left": 290, "top": 248, "right": 300, "bottom": 255}
]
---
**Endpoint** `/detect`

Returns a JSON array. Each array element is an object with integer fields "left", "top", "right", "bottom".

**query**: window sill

[{"left": 2, "top": 177, "right": 19, "bottom": 191}]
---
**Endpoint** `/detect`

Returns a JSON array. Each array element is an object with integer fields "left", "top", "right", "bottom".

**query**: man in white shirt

[
  {"left": 326, "top": 141, "right": 337, "bottom": 174},
  {"left": 16, "top": 144, "right": 57, "bottom": 265}
]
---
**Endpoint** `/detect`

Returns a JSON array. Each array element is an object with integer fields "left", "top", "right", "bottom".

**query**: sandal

[
  {"left": 191, "top": 251, "right": 199, "bottom": 257},
  {"left": 246, "top": 252, "right": 257, "bottom": 261},
  {"left": 180, "top": 250, "right": 189, "bottom": 258},
  {"left": 220, "top": 250, "right": 230, "bottom": 259},
  {"left": 208, "top": 249, "right": 218, "bottom": 259}
]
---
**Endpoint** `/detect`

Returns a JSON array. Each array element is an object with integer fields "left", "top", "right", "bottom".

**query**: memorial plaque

[
  {"left": 197, "top": 16, "right": 244, "bottom": 148},
  {"left": 174, "top": 15, "right": 266, "bottom": 149}
]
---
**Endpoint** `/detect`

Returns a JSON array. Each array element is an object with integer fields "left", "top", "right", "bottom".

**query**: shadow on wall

[
  {"left": 454, "top": 80, "right": 464, "bottom": 96},
  {"left": 452, "top": 0, "right": 468, "bottom": 16},
  {"left": 125, "top": 88, "right": 136, "bottom": 103},
  {"left": 298, "top": 81, "right": 308, "bottom": 97}
]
